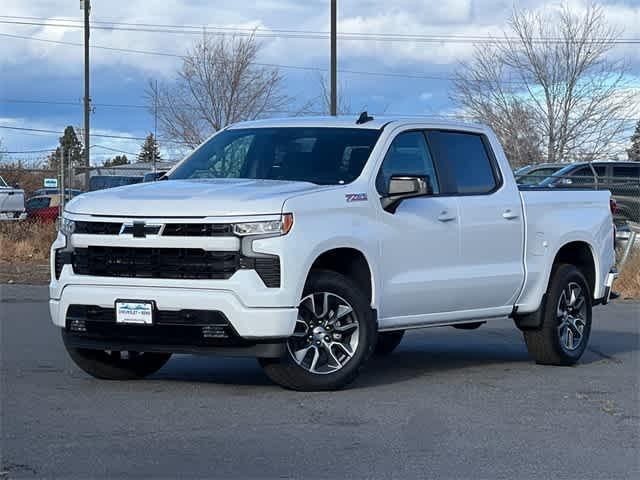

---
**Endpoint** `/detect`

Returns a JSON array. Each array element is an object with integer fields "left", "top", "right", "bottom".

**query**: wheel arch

[
  {"left": 551, "top": 240, "right": 598, "bottom": 297},
  {"left": 305, "top": 247, "right": 376, "bottom": 309}
]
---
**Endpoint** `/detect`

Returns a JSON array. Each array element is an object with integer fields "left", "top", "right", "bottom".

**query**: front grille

[
  {"left": 162, "top": 223, "right": 233, "bottom": 236},
  {"left": 71, "top": 221, "right": 234, "bottom": 236},
  {"left": 72, "top": 247, "right": 240, "bottom": 280},
  {"left": 74, "top": 221, "right": 122, "bottom": 235},
  {"left": 65, "top": 305, "right": 244, "bottom": 346}
]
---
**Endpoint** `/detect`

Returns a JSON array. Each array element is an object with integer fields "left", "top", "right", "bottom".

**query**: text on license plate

[{"left": 115, "top": 301, "right": 154, "bottom": 324}]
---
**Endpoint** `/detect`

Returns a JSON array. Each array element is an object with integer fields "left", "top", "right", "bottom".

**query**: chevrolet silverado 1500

[{"left": 50, "top": 116, "right": 618, "bottom": 390}]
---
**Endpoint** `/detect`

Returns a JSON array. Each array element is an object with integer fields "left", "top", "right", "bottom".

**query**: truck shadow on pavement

[{"left": 149, "top": 328, "right": 637, "bottom": 390}]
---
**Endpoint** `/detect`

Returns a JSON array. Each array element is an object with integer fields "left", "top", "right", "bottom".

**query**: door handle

[
  {"left": 502, "top": 209, "right": 519, "bottom": 220},
  {"left": 437, "top": 210, "right": 456, "bottom": 222}
]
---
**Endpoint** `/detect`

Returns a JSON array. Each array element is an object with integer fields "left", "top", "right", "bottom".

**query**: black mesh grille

[
  {"left": 162, "top": 223, "right": 233, "bottom": 236},
  {"left": 74, "top": 221, "right": 122, "bottom": 235},
  {"left": 254, "top": 257, "right": 281, "bottom": 288},
  {"left": 54, "top": 250, "right": 68, "bottom": 279},
  {"left": 65, "top": 305, "right": 243, "bottom": 346},
  {"left": 72, "top": 247, "right": 240, "bottom": 280}
]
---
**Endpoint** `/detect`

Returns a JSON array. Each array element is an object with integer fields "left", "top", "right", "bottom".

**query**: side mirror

[{"left": 382, "top": 175, "right": 433, "bottom": 213}]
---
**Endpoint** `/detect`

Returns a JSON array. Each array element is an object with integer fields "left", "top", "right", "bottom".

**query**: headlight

[
  {"left": 233, "top": 213, "right": 293, "bottom": 237},
  {"left": 60, "top": 217, "right": 76, "bottom": 236}
]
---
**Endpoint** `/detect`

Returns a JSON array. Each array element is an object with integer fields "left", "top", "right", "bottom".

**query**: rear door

[{"left": 427, "top": 130, "right": 524, "bottom": 310}]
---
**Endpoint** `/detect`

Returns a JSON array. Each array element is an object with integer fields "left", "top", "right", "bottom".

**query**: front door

[{"left": 376, "top": 130, "right": 462, "bottom": 322}]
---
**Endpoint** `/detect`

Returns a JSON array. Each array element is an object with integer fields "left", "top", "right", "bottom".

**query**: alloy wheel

[
  {"left": 287, "top": 292, "right": 360, "bottom": 375},
  {"left": 557, "top": 282, "right": 587, "bottom": 351}
]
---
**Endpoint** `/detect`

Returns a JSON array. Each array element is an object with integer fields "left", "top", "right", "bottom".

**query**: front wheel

[
  {"left": 62, "top": 331, "right": 172, "bottom": 380},
  {"left": 523, "top": 264, "right": 592, "bottom": 365},
  {"left": 259, "top": 270, "right": 377, "bottom": 391}
]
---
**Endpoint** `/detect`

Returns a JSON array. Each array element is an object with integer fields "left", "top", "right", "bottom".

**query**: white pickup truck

[
  {"left": 50, "top": 116, "right": 618, "bottom": 390},
  {"left": 0, "top": 175, "right": 26, "bottom": 220}
]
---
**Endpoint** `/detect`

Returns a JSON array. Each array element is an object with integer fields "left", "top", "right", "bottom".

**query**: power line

[
  {"left": 0, "top": 124, "right": 189, "bottom": 144},
  {"left": 0, "top": 33, "right": 566, "bottom": 86},
  {"left": 1, "top": 16, "right": 639, "bottom": 44}
]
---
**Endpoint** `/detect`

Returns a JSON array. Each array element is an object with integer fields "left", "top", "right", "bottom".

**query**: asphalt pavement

[{"left": 1, "top": 285, "right": 638, "bottom": 479}]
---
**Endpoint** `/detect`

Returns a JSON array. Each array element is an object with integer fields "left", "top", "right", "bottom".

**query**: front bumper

[{"left": 51, "top": 284, "right": 298, "bottom": 354}]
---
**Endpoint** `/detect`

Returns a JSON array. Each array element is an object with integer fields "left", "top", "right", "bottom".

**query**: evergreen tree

[
  {"left": 138, "top": 133, "right": 162, "bottom": 163},
  {"left": 47, "top": 126, "right": 84, "bottom": 169},
  {"left": 103, "top": 155, "right": 129, "bottom": 167},
  {"left": 627, "top": 120, "right": 640, "bottom": 161}
]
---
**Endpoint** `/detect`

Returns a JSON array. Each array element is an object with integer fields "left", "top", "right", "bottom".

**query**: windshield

[{"left": 169, "top": 127, "right": 382, "bottom": 185}]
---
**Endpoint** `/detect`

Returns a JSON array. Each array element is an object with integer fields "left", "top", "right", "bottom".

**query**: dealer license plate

[{"left": 115, "top": 300, "right": 154, "bottom": 325}]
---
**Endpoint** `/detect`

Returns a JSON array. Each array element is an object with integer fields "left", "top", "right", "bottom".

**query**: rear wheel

[
  {"left": 259, "top": 270, "right": 377, "bottom": 391},
  {"left": 374, "top": 331, "right": 404, "bottom": 355},
  {"left": 62, "top": 332, "right": 172, "bottom": 380},
  {"left": 523, "top": 264, "right": 592, "bottom": 365}
]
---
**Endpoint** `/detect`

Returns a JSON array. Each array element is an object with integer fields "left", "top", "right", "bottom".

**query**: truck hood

[{"left": 66, "top": 179, "right": 329, "bottom": 217}]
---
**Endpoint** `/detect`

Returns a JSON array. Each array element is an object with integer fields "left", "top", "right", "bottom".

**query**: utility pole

[
  {"left": 153, "top": 79, "right": 158, "bottom": 175},
  {"left": 82, "top": 0, "right": 91, "bottom": 189},
  {"left": 330, "top": 0, "right": 337, "bottom": 116},
  {"left": 59, "top": 145, "right": 65, "bottom": 217}
]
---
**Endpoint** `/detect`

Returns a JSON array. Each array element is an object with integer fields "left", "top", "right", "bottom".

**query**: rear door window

[
  {"left": 426, "top": 131, "right": 499, "bottom": 194},
  {"left": 613, "top": 165, "right": 640, "bottom": 181}
]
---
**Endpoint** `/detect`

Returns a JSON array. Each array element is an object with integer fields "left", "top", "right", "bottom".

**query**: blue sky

[{"left": 1, "top": 0, "right": 639, "bottom": 165}]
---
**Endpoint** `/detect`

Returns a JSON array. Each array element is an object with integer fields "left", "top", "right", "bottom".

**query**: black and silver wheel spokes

[
  {"left": 288, "top": 292, "right": 359, "bottom": 375},
  {"left": 556, "top": 282, "right": 587, "bottom": 351}
]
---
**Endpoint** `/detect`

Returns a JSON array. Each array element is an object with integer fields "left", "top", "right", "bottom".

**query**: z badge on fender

[{"left": 345, "top": 193, "right": 368, "bottom": 203}]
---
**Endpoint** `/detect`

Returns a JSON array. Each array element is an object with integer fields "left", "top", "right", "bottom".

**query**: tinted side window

[
  {"left": 613, "top": 165, "right": 640, "bottom": 179},
  {"left": 427, "top": 131, "right": 497, "bottom": 194},
  {"left": 376, "top": 131, "right": 439, "bottom": 194},
  {"left": 569, "top": 167, "right": 595, "bottom": 184}
]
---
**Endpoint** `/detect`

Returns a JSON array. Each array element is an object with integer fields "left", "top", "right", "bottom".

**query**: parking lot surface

[{"left": 1, "top": 285, "right": 638, "bottom": 479}]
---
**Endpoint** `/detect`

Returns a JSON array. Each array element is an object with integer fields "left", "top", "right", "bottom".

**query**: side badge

[{"left": 345, "top": 193, "right": 368, "bottom": 203}]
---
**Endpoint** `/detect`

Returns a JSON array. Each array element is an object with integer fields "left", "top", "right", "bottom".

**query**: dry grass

[
  {"left": 0, "top": 220, "right": 638, "bottom": 299},
  {"left": 617, "top": 253, "right": 640, "bottom": 299},
  {"left": 0, "top": 220, "right": 57, "bottom": 263}
]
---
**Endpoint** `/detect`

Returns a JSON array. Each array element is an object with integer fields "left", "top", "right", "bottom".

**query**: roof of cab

[{"left": 226, "top": 115, "right": 486, "bottom": 132}]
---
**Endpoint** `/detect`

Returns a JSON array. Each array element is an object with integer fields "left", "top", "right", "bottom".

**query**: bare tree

[
  {"left": 148, "top": 34, "right": 290, "bottom": 148},
  {"left": 315, "top": 73, "right": 352, "bottom": 115},
  {"left": 452, "top": 4, "right": 638, "bottom": 165}
]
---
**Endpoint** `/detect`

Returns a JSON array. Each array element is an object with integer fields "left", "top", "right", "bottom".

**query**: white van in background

[{"left": 0, "top": 175, "right": 26, "bottom": 221}]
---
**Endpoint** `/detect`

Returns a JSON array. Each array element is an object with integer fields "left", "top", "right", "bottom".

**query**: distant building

[{"left": 88, "top": 161, "right": 178, "bottom": 177}]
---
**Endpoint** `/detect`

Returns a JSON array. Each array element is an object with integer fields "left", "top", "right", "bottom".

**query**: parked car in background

[
  {"left": 25, "top": 193, "right": 74, "bottom": 223},
  {"left": 514, "top": 163, "right": 565, "bottom": 185},
  {"left": 539, "top": 161, "right": 640, "bottom": 226},
  {"left": 89, "top": 175, "right": 143, "bottom": 192},
  {"left": 0, "top": 175, "right": 26, "bottom": 220},
  {"left": 143, "top": 171, "right": 168, "bottom": 182},
  {"left": 33, "top": 188, "right": 83, "bottom": 198}
]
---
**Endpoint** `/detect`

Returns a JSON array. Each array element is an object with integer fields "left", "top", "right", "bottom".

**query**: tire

[
  {"left": 62, "top": 331, "right": 172, "bottom": 380},
  {"left": 259, "top": 269, "right": 377, "bottom": 391},
  {"left": 453, "top": 322, "right": 485, "bottom": 330},
  {"left": 523, "top": 264, "right": 592, "bottom": 366},
  {"left": 375, "top": 330, "right": 404, "bottom": 355}
]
